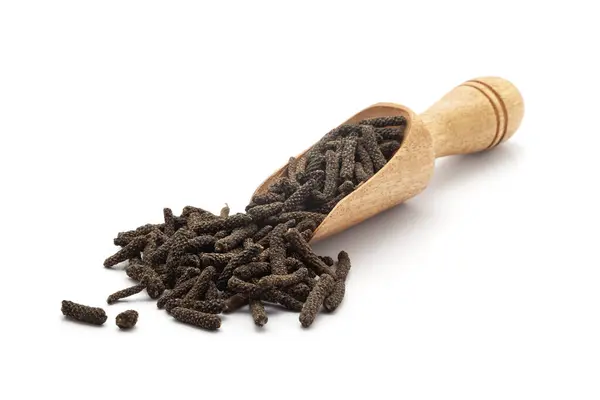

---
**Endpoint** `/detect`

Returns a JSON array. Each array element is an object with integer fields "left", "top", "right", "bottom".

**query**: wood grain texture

[{"left": 253, "top": 76, "right": 524, "bottom": 242}]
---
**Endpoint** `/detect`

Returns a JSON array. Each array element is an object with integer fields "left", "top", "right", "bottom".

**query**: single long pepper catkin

[
  {"left": 165, "top": 299, "right": 225, "bottom": 314},
  {"left": 61, "top": 300, "right": 107, "bottom": 325},
  {"left": 360, "top": 125, "right": 387, "bottom": 171},
  {"left": 163, "top": 208, "right": 175, "bottom": 236},
  {"left": 299, "top": 274, "right": 335, "bottom": 327},
  {"left": 323, "top": 150, "right": 341, "bottom": 197},
  {"left": 170, "top": 307, "right": 221, "bottom": 330},
  {"left": 107, "top": 283, "right": 146, "bottom": 304},
  {"left": 249, "top": 299, "right": 268, "bottom": 327},
  {"left": 257, "top": 268, "right": 309, "bottom": 290},
  {"left": 284, "top": 228, "right": 336, "bottom": 278},
  {"left": 323, "top": 251, "right": 352, "bottom": 312},
  {"left": 340, "top": 137, "right": 358, "bottom": 181},
  {"left": 104, "top": 236, "right": 147, "bottom": 268},
  {"left": 215, "top": 224, "right": 258, "bottom": 252}
]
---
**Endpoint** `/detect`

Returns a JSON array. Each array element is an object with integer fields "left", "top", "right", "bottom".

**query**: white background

[{"left": 1, "top": 1, "right": 599, "bottom": 399}]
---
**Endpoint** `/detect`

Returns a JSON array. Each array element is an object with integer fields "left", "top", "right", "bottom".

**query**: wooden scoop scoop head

[{"left": 253, "top": 77, "right": 524, "bottom": 242}]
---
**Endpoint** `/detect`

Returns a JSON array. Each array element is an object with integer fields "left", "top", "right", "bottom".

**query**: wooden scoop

[{"left": 253, "top": 76, "right": 524, "bottom": 242}]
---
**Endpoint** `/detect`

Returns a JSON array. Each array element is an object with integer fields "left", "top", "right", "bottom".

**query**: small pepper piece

[{"left": 115, "top": 310, "right": 138, "bottom": 329}]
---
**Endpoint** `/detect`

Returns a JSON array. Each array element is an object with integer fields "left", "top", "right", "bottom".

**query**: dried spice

[
  {"left": 233, "top": 262, "right": 271, "bottom": 281},
  {"left": 340, "top": 137, "right": 358, "bottom": 181},
  {"left": 227, "top": 276, "right": 263, "bottom": 298},
  {"left": 277, "top": 211, "right": 327, "bottom": 225},
  {"left": 375, "top": 126, "right": 404, "bottom": 140},
  {"left": 360, "top": 125, "right": 387, "bottom": 171},
  {"left": 107, "top": 283, "right": 146, "bottom": 304},
  {"left": 358, "top": 115, "right": 407, "bottom": 128},
  {"left": 379, "top": 140, "right": 401, "bottom": 158},
  {"left": 247, "top": 202, "right": 284, "bottom": 221},
  {"left": 287, "top": 156, "right": 298, "bottom": 183},
  {"left": 249, "top": 192, "right": 285, "bottom": 208},
  {"left": 295, "top": 156, "right": 307, "bottom": 177},
  {"left": 282, "top": 177, "right": 320, "bottom": 212},
  {"left": 165, "top": 298, "right": 225, "bottom": 314},
  {"left": 223, "top": 294, "right": 249, "bottom": 313},
  {"left": 191, "top": 213, "right": 253, "bottom": 234},
  {"left": 201, "top": 253, "right": 233, "bottom": 268},
  {"left": 257, "top": 268, "right": 309, "bottom": 290},
  {"left": 299, "top": 274, "right": 335, "bottom": 327},
  {"left": 354, "top": 162, "right": 369, "bottom": 183},
  {"left": 216, "top": 244, "right": 262, "bottom": 290},
  {"left": 61, "top": 300, "right": 107, "bottom": 326},
  {"left": 184, "top": 266, "right": 216, "bottom": 301},
  {"left": 286, "top": 283, "right": 311, "bottom": 302},
  {"left": 104, "top": 236, "right": 147, "bottom": 268},
  {"left": 268, "top": 177, "right": 299, "bottom": 196},
  {"left": 319, "top": 256, "right": 335, "bottom": 266},
  {"left": 284, "top": 228, "right": 337, "bottom": 278},
  {"left": 141, "top": 273, "right": 166, "bottom": 299},
  {"left": 252, "top": 225, "right": 273, "bottom": 243},
  {"left": 114, "top": 224, "right": 161, "bottom": 246},
  {"left": 356, "top": 143, "right": 374, "bottom": 177},
  {"left": 249, "top": 299, "right": 268, "bottom": 327},
  {"left": 324, "top": 251, "right": 352, "bottom": 312},
  {"left": 215, "top": 224, "right": 258, "bottom": 252},
  {"left": 156, "top": 277, "right": 197, "bottom": 309},
  {"left": 323, "top": 149, "right": 341, "bottom": 197},
  {"left": 163, "top": 208, "right": 175, "bottom": 236},
  {"left": 261, "top": 289, "right": 304, "bottom": 311},
  {"left": 170, "top": 307, "right": 221, "bottom": 330},
  {"left": 116, "top": 310, "right": 138, "bottom": 329},
  {"left": 83, "top": 113, "right": 408, "bottom": 332},
  {"left": 269, "top": 229, "right": 287, "bottom": 275},
  {"left": 205, "top": 281, "right": 220, "bottom": 300}
]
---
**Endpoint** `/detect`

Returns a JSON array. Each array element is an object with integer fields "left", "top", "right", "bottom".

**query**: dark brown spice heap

[
  {"left": 61, "top": 300, "right": 107, "bottom": 326},
  {"left": 90, "top": 115, "right": 404, "bottom": 330},
  {"left": 116, "top": 310, "right": 138, "bottom": 329}
]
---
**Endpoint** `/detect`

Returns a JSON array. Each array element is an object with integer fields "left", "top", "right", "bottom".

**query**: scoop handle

[{"left": 419, "top": 77, "right": 524, "bottom": 158}]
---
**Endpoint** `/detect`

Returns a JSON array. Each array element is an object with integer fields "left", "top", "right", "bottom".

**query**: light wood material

[{"left": 253, "top": 76, "right": 524, "bottom": 242}]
